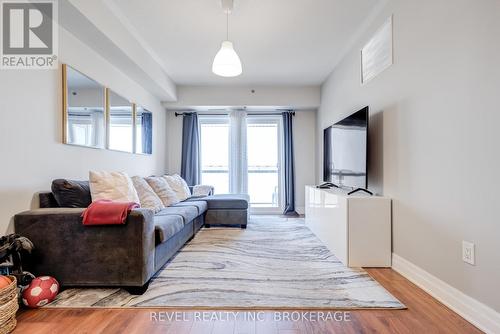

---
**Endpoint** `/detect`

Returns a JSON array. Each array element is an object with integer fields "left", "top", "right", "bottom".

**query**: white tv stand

[{"left": 305, "top": 185, "right": 391, "bottom": 267}]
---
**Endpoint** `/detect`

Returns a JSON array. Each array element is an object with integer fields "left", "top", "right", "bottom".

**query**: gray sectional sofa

[{"left": 14, "top": 187, "right": 249, "bottom": 294}]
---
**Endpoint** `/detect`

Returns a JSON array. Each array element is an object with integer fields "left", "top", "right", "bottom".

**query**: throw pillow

[
  {"left": 192, "top": 184, "right": 214, "bottom": 197},
  {"left": 163, "top": 174, "right": 191, "bottom": 201},
  {"left": 145, "top": 176, "right": 180, "bottom": 207},
  {"left": 51, "top": 179, "right": 92, "bottom": 208},
  {"left": 89, "top": 171, "right": 140, "bottom": 203},
  {"left": 131, "top": 176, "right": 164, "bottom": 213}
]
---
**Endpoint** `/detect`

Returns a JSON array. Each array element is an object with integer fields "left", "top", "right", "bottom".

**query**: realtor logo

[{"left": 1, "top": 0, "right": 58, "bottom": 69}]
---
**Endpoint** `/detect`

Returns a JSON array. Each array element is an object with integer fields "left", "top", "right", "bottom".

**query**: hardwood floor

[{"left": 14, "top": 268, "right": 482, "bottom": 334}]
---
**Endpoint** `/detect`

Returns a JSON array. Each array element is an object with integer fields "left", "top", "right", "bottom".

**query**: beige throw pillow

[
  {"left": 89, "top": 171, "right": 140, "bottom": 203},
  {"left": 163, "top": 174, "right": 191, "bottom": 201},
  {"left": 131, "top": 176, "right": 164, "bottom": 213},
  {"left": 145, "top": 176, "right": 180, "bottom": 207}
]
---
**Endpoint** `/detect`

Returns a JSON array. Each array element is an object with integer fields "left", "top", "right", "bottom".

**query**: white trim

[
  {"left": 250, "top": 208, "right": 282, "bottom": 215},
  {"left": 392, "top": 253, "right": 500, "bottom": 334}
]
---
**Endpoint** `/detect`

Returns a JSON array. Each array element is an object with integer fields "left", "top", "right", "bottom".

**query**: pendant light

[{"left": 212, "top": 0, "right": 242, "bottom": 77}]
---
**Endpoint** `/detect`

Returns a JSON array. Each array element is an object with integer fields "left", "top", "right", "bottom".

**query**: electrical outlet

[{"left": 462, "top": 241, "right": 475, "bottom": 265}]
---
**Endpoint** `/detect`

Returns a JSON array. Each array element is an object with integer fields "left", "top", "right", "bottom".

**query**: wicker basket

[{"left": 0, "top": 276, "right": 18, "bottom": 334}]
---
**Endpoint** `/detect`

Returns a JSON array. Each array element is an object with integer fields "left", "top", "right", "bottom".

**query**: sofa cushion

[
  {"left": 89, "top": 171, "right": 140, "bottom": 203},
  {"left": 51, "top": 179, "right": 91, "bottom": 208},
  {"left": 154, "top": 215, "right": 184, "bottom": 243},
  {"left": 190, "top": 194, "right": 249, "bottom": 210},
  {"left": 172, "top": 201, "right": 207, "bottom": 215},
  {"left": 163, "top": 174, "right": 191, "bottom": 201},
  {"left": 156, "top": 206, "right": 198, "bottom": 224},
  {"left": 145, "top": 176, "right": 180, "bottom": 207},
  {"left": 131, "top": 176, "right": 164, "bottom": 213}
]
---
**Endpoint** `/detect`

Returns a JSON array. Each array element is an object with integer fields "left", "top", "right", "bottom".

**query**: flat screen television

[{"left": 323, "top": 107, "right": 368, "bottom": 189}]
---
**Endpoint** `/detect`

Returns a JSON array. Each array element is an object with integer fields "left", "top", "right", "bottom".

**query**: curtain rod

[{"left": 174, "top": 111, "right": 295, "bottom": 117}]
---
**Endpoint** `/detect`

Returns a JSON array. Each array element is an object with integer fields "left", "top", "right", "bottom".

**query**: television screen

[{"left": 323, "top": 107, "right": 368, "bottom": 189}]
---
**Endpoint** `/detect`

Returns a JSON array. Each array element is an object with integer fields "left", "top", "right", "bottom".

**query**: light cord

[{"left": 226, "top": 12, "right": 229, "bottom": 40}]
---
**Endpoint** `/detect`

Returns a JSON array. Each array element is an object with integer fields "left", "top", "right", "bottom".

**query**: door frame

[{"left": 246, "top": 115, "right": 284, "bottom": 215}]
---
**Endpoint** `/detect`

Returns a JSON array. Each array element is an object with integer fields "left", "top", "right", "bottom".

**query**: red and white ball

[{"left": 22, "top": 276, "right": 59, "bottom": 308}]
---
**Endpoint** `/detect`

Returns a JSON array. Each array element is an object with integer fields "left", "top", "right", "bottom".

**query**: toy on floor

[{"left": 22, "top": 276, "right": 59, "bottom": 308}]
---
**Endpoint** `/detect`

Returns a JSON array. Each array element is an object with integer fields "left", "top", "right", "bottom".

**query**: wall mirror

[
  {"left": 135, "top": 106, "right": 153, "bottom": 154},
  {"left": 107, "top": 90, "right": 134, "bottom": 153},
  {"left": 63, "top": 65, "right": 106, "bottom": 148}
]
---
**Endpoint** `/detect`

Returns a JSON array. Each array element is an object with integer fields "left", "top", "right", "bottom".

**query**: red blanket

[{"left": 82, "top": 200, "right": 139, "bottom": 226}]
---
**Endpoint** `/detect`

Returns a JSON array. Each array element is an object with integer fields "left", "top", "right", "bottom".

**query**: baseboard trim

[{"left": 392, "top": 253, "right": 500, "bottom": 334}]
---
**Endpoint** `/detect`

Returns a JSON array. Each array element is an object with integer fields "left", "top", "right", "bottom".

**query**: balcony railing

[
  {"left": 201, "top": 167, "right": 229, "bottom": 194},
  {"left": 248, "top": 167, "right": 279, "bottom": 207}
]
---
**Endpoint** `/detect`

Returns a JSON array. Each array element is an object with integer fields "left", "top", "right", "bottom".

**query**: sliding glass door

[
  {"left": 199, "top": 114, "right": 283, "bottom": 212},
  {"left": 246, "top": 117, "right": 282, "bottom": 211},
  {"left": 199, "top": 117, "right": 230, "bottom": 194}
]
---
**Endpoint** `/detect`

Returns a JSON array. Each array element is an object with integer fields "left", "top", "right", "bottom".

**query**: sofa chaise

[{"left": 14, "top": 184, "right": 249, "bottom": 293}]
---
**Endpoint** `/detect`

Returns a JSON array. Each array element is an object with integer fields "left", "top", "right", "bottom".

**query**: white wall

[
  {"left": 317, "top": 0, "right": 500, "bottom": 312},
  {"left": 164, "top": 85, "right": 321, "bottom": 110},
  {"left": 0, "top": 28, "right": 168, "bottom": 235},
  {"left": 165, "top": 110, "right": 316, "bottom": 214},
  {"left": 293, "top": 111, "right": 316, "bottom": 213},
  {"left": 165, "top": 112, "right": 183, "bottom": 175}
]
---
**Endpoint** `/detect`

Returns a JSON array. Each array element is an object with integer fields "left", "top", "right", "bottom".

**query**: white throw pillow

[
  {"left": 163, "top": 174, "right": 191, "bottom": 201},
  {"left": 192, "top": 185, "right": 214, "bottom": 197},
  {"left": 145, "top": 176, "right": 180, "bottom": 207},
  {"left": 89, "top": 171, "right": 140, "bottom": 203},
  {"left": 131, "top": 176, "right": 164, "bottom": 213}
]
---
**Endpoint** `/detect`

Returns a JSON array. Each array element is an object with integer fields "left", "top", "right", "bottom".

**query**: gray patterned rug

[{"left": 46, "top": 216, "right": 404, "bottom": 309}]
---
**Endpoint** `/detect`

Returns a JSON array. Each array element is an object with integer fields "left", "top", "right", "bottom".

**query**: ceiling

[{"left": 112, "top": 0, "right": 382, "bottom": 86}]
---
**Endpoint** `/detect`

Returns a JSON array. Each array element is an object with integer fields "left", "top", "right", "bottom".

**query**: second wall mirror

[{"left": 108, "top": 90, "right": 133, "bottom": 153}]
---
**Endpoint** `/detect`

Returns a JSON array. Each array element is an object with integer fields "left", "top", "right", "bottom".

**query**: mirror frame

[
  {"left": 62, "top": 64, "right": 153, "bottom": 155},
  {"left": 132, "top": 103, "right": 138, "bottom": 153}
]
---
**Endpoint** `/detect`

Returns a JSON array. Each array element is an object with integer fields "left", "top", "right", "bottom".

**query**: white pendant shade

[{"left": 212, "top": 41, "right": 242, "bottom": 77}]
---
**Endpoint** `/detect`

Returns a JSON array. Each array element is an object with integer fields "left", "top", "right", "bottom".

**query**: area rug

[{"left": 45, "top": 216, "right": 405, "bottom": 309}]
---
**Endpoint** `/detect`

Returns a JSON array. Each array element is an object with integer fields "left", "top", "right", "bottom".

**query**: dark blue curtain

[
  {"left": 181, "top": 113, "right": 200, "bottom": 186},
  {"left": 282, "top": 112, "right": 297, "bottom": 215},
  {"left": 141, "top": 112, "right": 153, "bottom": 154}
]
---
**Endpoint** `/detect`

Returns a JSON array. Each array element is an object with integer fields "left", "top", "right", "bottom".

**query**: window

[
  {"left": 71, "top": 123, "right": 93, "bottom": 146},
  {"left": 199, "top": 117, "right": 230, "bottom": 194},
  {"left": 198, "top": 113, "right": 283, "bottom": 212},
  {"left": 108, "top": 91, "right": 134, "bottom": 153},
  {"left": 67, "top": 108, "right": 104, "bottom": 148},
  {"left": 108, "top": 109, "right": 133, "bottom": 153},
  {"left": 246, "top": 117, "right": 281, "bottom": 209}
]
